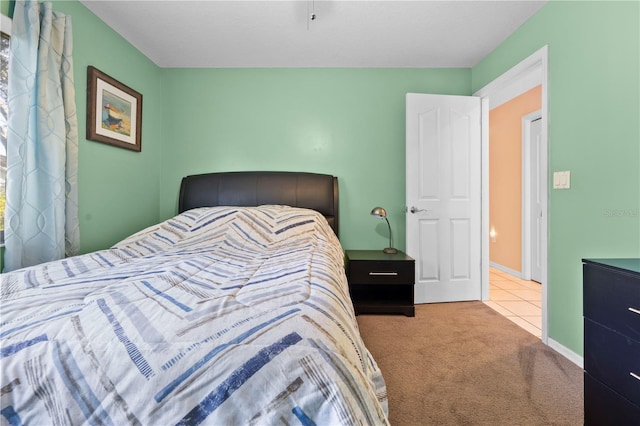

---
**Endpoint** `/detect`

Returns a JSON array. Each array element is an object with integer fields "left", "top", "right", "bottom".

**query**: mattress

[{"left": 1, "top": 206, "right": 388, "bottom": 425}]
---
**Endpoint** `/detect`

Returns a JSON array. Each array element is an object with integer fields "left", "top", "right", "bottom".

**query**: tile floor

[{"left": 484, "top": 267, "right": 542, "bottom": 338}]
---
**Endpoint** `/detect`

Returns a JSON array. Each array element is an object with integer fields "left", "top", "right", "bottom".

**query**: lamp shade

[{"left": 370, "top": 207, "right": 387, "bottom": 218}]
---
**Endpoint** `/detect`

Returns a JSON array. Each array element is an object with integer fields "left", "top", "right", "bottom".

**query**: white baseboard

[
  {"left": 547, "top": 337, "right": 583, "bottom": 368},
  {"left": 489, "top": 262, "right": 522, "bottom": 279}
]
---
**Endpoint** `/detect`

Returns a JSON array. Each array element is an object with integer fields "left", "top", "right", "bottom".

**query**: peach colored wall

[{"left": 489, "top": 85, "right": 541, "bottom": 272}]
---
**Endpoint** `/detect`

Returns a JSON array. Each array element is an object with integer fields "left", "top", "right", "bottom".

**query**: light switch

[{"left": 553, "top": 171, "right": 571, "bottom": 189}]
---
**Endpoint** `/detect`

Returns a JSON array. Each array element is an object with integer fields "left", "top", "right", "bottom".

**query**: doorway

[
  {"left": 484, "top": 97, "right": 542, "bottom": 338},
  {"left": 475, "top": 46, "right": 549, "bottom": 343}
]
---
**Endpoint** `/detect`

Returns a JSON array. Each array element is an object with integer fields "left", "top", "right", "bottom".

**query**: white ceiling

[{"left": 79, "top": 0, "right": 547, "bottom": 68}]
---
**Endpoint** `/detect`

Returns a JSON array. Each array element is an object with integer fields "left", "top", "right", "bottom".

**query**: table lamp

[{"left": 370, "top": 206, "right": 398, "bottom": 254}]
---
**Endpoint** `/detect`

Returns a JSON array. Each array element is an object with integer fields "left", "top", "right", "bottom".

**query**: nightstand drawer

[{"left": 348, "top": 260, "right": 414, "bottom": 284}]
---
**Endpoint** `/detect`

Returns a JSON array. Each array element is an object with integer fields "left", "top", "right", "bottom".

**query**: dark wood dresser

[{"left": 582, "top": 258, "right": 640, "bottom": 425}]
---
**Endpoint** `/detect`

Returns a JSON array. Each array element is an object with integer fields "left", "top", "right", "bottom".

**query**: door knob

[{"left": 410, "top": 206, "right": 427, "bottom": 214}]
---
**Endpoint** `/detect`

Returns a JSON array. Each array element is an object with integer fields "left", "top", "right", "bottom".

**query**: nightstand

[{"left": 345, "top": 250, "right": 415, "bottom": 317}]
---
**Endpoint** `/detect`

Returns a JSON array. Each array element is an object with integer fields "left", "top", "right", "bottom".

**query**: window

[{"left": 1, "top": 18, "right": 10, "bottom": 245}]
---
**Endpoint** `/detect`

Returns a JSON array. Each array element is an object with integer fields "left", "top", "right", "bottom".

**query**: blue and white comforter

[{"left": 1, "top": 206, "right": 388, "bottom": 425}]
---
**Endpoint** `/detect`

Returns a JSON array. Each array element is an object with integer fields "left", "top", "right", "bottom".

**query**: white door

[
  {"left": 529, "top": 117, "right": 543, "bottom": 283},
  {"left": 406, "top": 93, "right": 482, "bottom": 303}
]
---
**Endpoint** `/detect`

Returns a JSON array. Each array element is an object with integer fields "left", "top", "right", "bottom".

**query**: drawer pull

[
  {"left": 629, "top": 307, "right": 640, "bottom": 315},
  {"left": 369, "top": 272, "right": 398, "bottom": 276},
  {"left": 631, "top": 372, "right": 640, "bottom": 382}
]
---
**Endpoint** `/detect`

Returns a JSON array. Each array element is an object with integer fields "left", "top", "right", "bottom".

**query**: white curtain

[{"left": 4, "top": 0, "right": 79, "bottom": 272}]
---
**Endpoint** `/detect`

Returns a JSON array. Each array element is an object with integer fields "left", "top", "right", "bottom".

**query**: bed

[{"left": 0, "top": 171, "right": 389, "bottom": 425}]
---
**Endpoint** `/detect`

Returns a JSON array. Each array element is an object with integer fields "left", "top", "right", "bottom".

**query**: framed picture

[{"left": 86, "top": 66, "right": 142, "bottom": 152}]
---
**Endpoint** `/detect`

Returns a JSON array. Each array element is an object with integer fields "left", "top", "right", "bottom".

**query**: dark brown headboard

[{"left": 178, "top": 171, "right": 339, "bottom": 236}]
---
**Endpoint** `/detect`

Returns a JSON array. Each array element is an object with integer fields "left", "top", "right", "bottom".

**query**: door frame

[
  {"left": 522, "top": 110, "right": 542, "bottom": 282},
  {"left": 474, "top": 45, "right": 549, "bottom": 344}
]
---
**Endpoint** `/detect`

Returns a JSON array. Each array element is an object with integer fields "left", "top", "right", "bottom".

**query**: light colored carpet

[{"left": 356, "top": 302, "right": 583, "bottom": 425}]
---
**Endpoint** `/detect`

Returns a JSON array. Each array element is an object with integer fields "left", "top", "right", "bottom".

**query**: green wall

[
  {"left": 159, "top": 68, "right": 470, "bottom": 251},
  {"left": 473, "top": 0, "right": 640, "bottom": 354}
]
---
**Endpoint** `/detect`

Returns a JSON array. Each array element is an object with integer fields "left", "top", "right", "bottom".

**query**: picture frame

[{"left": 86, "top": 66, "right": 142, "bottom": 152}]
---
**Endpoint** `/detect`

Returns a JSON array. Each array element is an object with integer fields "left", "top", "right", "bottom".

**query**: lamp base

[{"left": 383, "top": 247, "right": 398, "bottom": 254}]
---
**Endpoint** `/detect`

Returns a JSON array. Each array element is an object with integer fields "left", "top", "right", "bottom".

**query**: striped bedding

[{"left": 1, "top": 206, "right": 389, "bottom": 425}]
